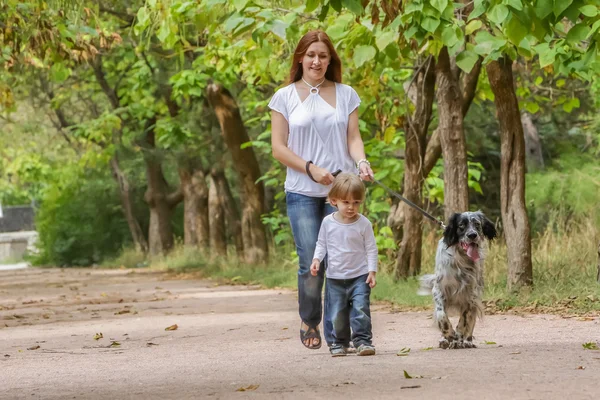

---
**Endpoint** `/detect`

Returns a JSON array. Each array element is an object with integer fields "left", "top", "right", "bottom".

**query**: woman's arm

[
  {"left": 271, "top": 110, "right": 334, "bottom": 185},
  {"left": 347, "top": 109, "right": 374, "bottom": 180}
]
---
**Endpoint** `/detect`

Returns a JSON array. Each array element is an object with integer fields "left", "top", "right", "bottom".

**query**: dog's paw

[
  {"left": 448, "top": 339, "right": 464, "bottom": 349},
  {"left": 439, "top": 338, "right": 450, "bottom": 349},
  {"left": 462, "top": 340, "right": 476, "bottom": 349}
]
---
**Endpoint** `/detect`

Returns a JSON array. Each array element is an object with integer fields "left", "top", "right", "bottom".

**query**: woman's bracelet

[
  {"left": 356, "top": 159, "right": 370, "bottom": 169},
  {"left": 305, "top": 160, "right": 318, "bottom": 183}
]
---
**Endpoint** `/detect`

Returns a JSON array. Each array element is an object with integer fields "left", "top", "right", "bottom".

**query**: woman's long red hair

[{"left": 288, "top": 30, "right": 342, "bottom": 84}]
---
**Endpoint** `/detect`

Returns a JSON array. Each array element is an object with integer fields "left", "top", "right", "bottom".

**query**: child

[{"left": 310, "top": 173, "right": 378, "bottom": 357}]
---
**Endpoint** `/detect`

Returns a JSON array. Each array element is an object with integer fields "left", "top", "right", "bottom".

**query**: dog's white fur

[{"left": 419, "top": 211, "right": 497, "bottom": 349}]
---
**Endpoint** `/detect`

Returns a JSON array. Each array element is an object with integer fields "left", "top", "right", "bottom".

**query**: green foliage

[{"left": 33, "top": 165, "right": 137, "bottom": 266}]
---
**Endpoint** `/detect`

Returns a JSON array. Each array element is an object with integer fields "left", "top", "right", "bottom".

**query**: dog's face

[{"left": 443, "top": 212, "right": 497, "bottom": 262}]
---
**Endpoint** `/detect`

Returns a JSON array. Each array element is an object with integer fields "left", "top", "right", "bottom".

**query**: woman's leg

[{"left": 286, "top": 192, "right": 327, "bottom": 346}]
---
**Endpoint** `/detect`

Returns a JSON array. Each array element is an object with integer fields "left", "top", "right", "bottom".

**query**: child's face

[{"left": 331, "top": 197, "right": 362, "bottom": 221}]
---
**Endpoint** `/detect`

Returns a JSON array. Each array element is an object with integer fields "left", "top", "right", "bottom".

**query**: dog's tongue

[{"left": 461, "top": 243, "right": 480, "bottom": 262}]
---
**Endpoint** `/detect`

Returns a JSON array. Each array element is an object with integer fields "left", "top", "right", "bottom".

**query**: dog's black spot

[
  {"left": 481, "top": 215, "right": 498, "bottom": 241},
  {"left": 442, "top": 321, "right": 450, "bottom": 332},
  {"left": 466, "top": 336, "right": 473, "bottom": 342},
  {"left": 443, "top": 213, "right": 462, "bottom": 247}
]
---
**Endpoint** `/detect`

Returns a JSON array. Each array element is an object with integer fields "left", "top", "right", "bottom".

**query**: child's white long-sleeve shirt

[{"left": 313, "top": 213, "right": 378, "bottom": 279}]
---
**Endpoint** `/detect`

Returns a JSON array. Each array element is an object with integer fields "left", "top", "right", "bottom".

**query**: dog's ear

[
  {"left": 443, "top": 213, "right": 461, "bottom": 247},
  {"left": 481, "top": 215, "right": 497, "bottom": 241}
]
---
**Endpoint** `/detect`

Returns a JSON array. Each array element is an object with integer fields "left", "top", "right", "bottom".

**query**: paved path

[{"left": 1, "top": 268, "right": 599, "bottom": 399}]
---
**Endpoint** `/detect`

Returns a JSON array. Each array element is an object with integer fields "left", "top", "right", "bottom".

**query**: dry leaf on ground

[
  {"left": 93, "top": 333, "right": 103, "bottom": 340},
  {"left": 27, "top": 345, "right": 40, "bottom": 351},
  {"left": 236, "top": 384, "right": 259, "bottom": 392},
  {"left": 165, "top": 324, "right": 178, "bottom": 331},
  {"left": 397, "top": 347, "right": 411, "bottom": 356}
]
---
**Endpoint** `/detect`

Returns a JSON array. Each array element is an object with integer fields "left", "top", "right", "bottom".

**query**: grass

[{"left": 103, "top": 212, "right": 600, "bottom": 315}]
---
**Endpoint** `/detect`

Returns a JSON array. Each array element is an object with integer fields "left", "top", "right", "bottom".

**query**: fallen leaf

[
  {"left": 146, "top": 342, "right": 159, "bottom": 347},
  {"left": 109, "top": 341, "right": 121, "bottom": 347},
  {"left": 484, "top": 341, "right": 497, "bottom": 345},
  {"left": 576, "top": 366, "right": 585, "bottom": 370},
  {"left": 397, "top": 347, "right": 411, "bottom": 356},
  {"left": 27, "top": 345, "right": 40, "bottom": 350},
  {"left": 421, "top": 347, "right": 434, "bottom": 351},
  {"left": 282, "top": 327, "right": 288, "bottom": 330},
  {"left": 93, "top": 333, "right": 103, "bottom": 341},
  {"left": 582, "top": 342, "right": 599, "bottom": 350},
  {"left": 236, "top": 384, "right": 259, "bottom": 392},
  {"left": 509, "top": 351, "right": 521, "bottom": 355},
  {"left": 403, "top": 370, "right": 412, "bottom": 379},
  {"left": 114, "top": 310, "right": 130, "bottom": 315},
  {"left": 3, "top": 354, "right": 9, "bottom": 358},
  {"left": 401, "top": 385, "right": 421, "bottom": 389},
  {"left": 165, "top": 324, "right": 178, "bottom": 331},
  {"left": 154, "top": 286, "right": 163, "bottom": 290}
]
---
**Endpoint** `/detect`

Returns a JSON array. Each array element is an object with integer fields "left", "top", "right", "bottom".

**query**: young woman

[{"left": 269, "top": 30, "right": 374, "bottom": 350}]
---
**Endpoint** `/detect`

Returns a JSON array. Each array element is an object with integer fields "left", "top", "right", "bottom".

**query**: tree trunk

[
  {"left": 208, "top": 172, "right": 227, "bottom": 257},
  {"left": 436, "top": 47, "right": 469, "bottom": 220},
  {"left": 144, "top": 125, "right": 183, "bottom": 256},
  {"left": 109, "top": 156, "right": 148, "bottom": 253},
  {"left": 179, "top": 161, "right": 209, "bottom": 249},
  {"left": 486, "top": 56, "right": 533, "bottom": 292},
  {"left": 395, "top": 56, "right": 436, "bottom": 279},
  {"left": 206, "top": 84, "right": 268, "bottom": 264},
  {"left": 213, "top": 169, "right": 244, "bottom": 258},
  {"left": 521, "top": 112, "right": 544, "bottom": 171}
]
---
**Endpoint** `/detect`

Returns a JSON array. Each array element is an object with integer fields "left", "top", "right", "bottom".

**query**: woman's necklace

[{"left": 301, "top": 77, "right": 325, "bottom": 95}]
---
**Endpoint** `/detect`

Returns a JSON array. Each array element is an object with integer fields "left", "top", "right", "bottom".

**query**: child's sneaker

[
  {"left": 330, "top": 345, "right": 347, "bottom": 357},
  {"left": 357, "top": 344, "right": 376, "bottom": 356},
  {"left": 344, "top": 343, "right": 356, "bottom": 354}
]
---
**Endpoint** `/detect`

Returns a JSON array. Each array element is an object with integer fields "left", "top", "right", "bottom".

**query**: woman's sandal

[{"left": 300, "top": 323, "right": 322, "bottom": 350}]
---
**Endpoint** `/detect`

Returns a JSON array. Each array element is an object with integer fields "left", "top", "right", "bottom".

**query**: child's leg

[
  {"left": 348, "top": 274, "right": 373, "bottom": 348},
  {"left": 325, "top": 278, "right": 351, "bottom": 348}
]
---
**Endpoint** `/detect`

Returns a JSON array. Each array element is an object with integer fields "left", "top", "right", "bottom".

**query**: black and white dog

[{"left": 419, "top": 211, "right": 497, "bottom": 349}]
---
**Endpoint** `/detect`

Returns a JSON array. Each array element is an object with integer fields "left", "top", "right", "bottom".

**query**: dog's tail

[{"left": 417, "top": 274, "right": 436, "bottom": 296}]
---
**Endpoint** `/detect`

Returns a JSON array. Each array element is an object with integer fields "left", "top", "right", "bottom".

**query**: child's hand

[
  {"left": 310, "top": 259, "right": 320, "bottom": 276},
  {"left": 366, "top": 272, "right": 377, "bottom": 288}
]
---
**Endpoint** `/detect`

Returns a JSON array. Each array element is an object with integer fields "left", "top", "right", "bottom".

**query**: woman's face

[{"left": 301, "top": 41, "right": 330, "bottom": 83}]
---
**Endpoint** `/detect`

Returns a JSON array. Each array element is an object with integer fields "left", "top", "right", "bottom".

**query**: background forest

[{"left": 1, "top": 0, "right": 599, "bottom": 310}]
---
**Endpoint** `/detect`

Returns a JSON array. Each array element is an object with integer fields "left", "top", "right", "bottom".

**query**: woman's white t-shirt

[{"left": 268, "top": 82, "right": 361, "bottom": 197}]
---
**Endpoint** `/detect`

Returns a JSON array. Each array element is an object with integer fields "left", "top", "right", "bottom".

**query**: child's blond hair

[{"left": 328, "top": 173, "right": 365, "bottom": 202}]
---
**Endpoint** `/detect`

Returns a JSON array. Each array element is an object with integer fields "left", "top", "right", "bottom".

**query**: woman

[{"left": 269, "top": 30, "right": 374, "bottom": 350}]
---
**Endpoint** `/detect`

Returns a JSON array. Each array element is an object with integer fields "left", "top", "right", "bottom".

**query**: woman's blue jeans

[{"left": 286, "top": 192, "right": 336, "bottom": 346}]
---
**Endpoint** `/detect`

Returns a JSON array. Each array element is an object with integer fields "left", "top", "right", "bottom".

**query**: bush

[{"left": 33, "top": 166, "right": 136, "bottom": 266}]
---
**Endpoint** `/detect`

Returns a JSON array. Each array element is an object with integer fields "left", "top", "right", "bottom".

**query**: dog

[{"left": 419, "top": 211, "right": 497, "bottom": 349}]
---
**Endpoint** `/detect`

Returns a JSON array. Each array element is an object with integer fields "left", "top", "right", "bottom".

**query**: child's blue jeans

[{"left": 325, "top": 273, "right": 373, "bottom": 349}]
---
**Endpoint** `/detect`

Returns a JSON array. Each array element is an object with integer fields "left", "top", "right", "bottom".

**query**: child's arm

[
  {"left": 310, "top": 221, "right": 328, "bottom": 276},
  {"left": 364, "top": 220, "right": 378, "bottom": 288}
]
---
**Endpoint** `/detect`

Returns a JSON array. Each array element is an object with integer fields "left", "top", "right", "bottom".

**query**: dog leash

[
  {"left": 333, "top": 169, "right": 446, "bottom": 230},
  {"left": 369, "top": 176, "right": 446, "bottom": 230}
]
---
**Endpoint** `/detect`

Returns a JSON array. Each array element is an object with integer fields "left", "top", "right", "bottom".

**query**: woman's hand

[
  {"left": 358, "top": 161, "right": 374, "bottom": 182},
  {"left": 309, "top": 164, "right": 335, "bottom": 186}
]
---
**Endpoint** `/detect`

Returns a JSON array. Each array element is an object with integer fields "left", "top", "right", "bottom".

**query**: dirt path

[{"left": 1, "top": 268, "right": 599, "bottom": 399}]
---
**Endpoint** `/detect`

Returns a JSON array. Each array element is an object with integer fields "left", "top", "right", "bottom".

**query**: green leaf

[
  {"left": 488, "top": 4, "right": 509, "bottom": 24},
  {"left": 556, "top": 79, "right": 565, "bottom": 87},
  {"left": 503, "top": 0, "right": 523, "bottom": 11},
  {"left": 353, "top": 45, "right": 377, "bottom": 68},
  {"left": 590, "top": 20, "right": 600, "bottom": 38},
  {"left": 562, "top": 97, "right": 580, "bottom": 112},
  {"left": 403, "top": 370, "right": 413, "bottom": 379},
  {"left": 305, "top": 0, "right": 320, "bottom": 13},
  {"left": 456, "top": 50, "right": 479, "bottom": 72},
  {"left": 567, "top": 23, "right": 591, "bottom": 42},
  {"left": 136, "top": 6, "right": 149, "bottom": 26},
  {"left": 474, "top": 31, "right": 507, "bottom": 55},
  {"left": 537, "top": 45, "right": 556, "bottom": 67},
  {"left": 330, "top": 0, "right": 342, "bottom": 12},
  {"left": 342, "top": 0, "right": 364, "bottom": 15},
  {"left": 232, "top": 0, "right": 249, "bottom": 11},
  {"left": 50, "top": 63, "right": 71, "bottom": 83},
  {"left": 484, "top": 341, "right": 497, "bottom": 345},
  {"left": 582, "top": 342, "right": 599, "bottom": 350},
  {"left": 505, "top": 15, "right": 529, "bottom": 44},
  {"left": 157, "top": 21, "right": 171, "bottom": 43},
  {"left": 469, "top": 0, "right": 487, "bottom": 20},
  {"left": 376, "top": 30, "right": 398, "bottom": 51},
  {"left": 553, "top": 0, "right": 574, "bottom": 17},
  {"left": 421, "top": 17, "right": 441, "bottom": 32},
  {"left": 465, "top": 20, "right": 482, "bottom": 36},
  {"left": 442, "top": 25, "right": 459, "bottom": 47},
  {"left": 579, "top": 5, "right": 598, "bottom": 17},
  {"left": 525, "top": 102, "right": 540, "bottom": 113},
  {"left": 534, "top": 0, "right": 553, "bottom": 19},
  {"left": 431, "top": 0, "right": 448, "bottom": 13}
]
